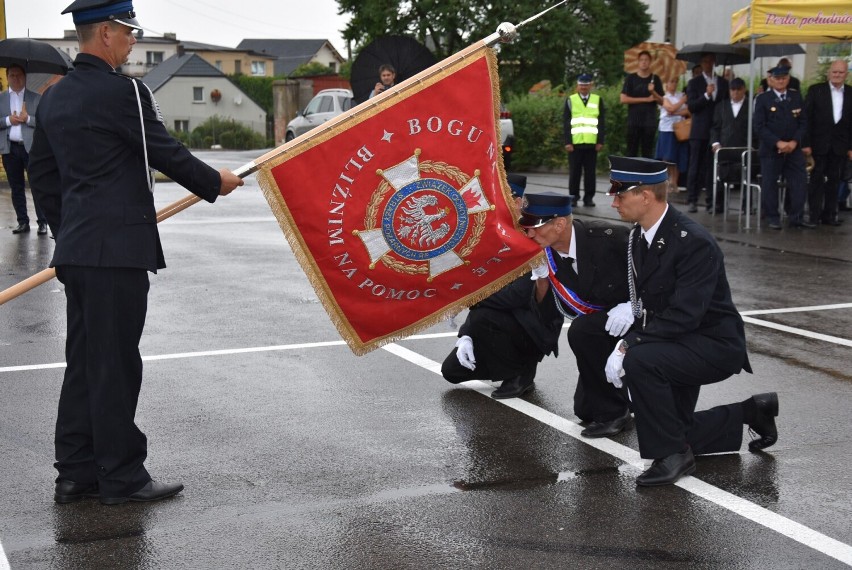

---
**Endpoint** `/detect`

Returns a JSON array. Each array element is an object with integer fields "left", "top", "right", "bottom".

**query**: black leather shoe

[
  {"left": 687, "top": 203, "right": 698, "bottom": 213},
  {"left": 12, "top": 223, "right": 30, "bottom": 234},
  {"left": 54, "top": 479, "right": 99, "bottom": 504},
  {"left": 100, "top": 480, "right": 184, "bottom": 505},
  {"left": 37, "top": 223, "right": 48, "bottom": 235},
  {"left": 583, "top": 201, "right": 596, "bottom": 207},
  {"left": 822, "top": 219, "right": 842, "bottom": 226},
  {"left": 580, "top": 409, "right": 632, "bottom": 438},
  {"left": 748, "top": 392, "right": 778, "bottom": 451},
  {"left": 491, "top": 374, "right": 535, "bottom": 400},
  {"left": 636, "top": 447, "right": 696, "bottom": 486},
  {"left": 791, "top": 220, "right": 817, "bottom": 229},
  {"left": 767, "top": 221, "right": 783, "bottom": 230}
]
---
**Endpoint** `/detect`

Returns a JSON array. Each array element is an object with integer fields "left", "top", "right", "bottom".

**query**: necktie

[
  {"left": 780, "top": 93, "right": 786, "bottom": 102},
  {"left": 566, "top": 256, "right": 579, "bottom": 281}
]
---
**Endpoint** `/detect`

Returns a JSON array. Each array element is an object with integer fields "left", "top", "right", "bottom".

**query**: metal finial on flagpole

[{"left": 486, "top": 0, "right": 569, "bottom": 46}]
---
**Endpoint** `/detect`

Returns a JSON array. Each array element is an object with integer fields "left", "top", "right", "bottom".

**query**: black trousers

[
  {"left": 567, "top": 311, "right": 628, "bottom": 422},
  {"left": 626, "top": 125, "right": 656, "bottom": 158},
  {"left": 441, "top": 307, "right": 540, "bottom": 384},
  {"left": 687, "top": 139, "right": 715, "bottom": 207},
  {"left": 623, "top": 340, "right": 744, "bottom": 459},
  {"left": 54, "top": 265, "right": 152, "bottom": 498},
  {"left": 2, "top": 142, "right": 45, "bottom": 225},
  {"left": 568, "top": 144, "right": 598, "bottom": 203},
  {"left": 808, "top": 152, "right": 844, "bottom": 222},
  {"left": 760, "top": 150, "right": 808, "bottom": 224}
]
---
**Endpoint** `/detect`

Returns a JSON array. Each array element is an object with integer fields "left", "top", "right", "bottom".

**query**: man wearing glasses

[{"left": 604, "top": 155, "right": 777, "bottom": 486}]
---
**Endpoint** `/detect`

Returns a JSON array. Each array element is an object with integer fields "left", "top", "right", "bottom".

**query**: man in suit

[
  {"left": 29, "top": 0, "right": 244, "bottom": 506},
  {"left": 443, "top": 190, "right": 633, "bottom": 438},
  {"left": 686, "top": 53, "right": 729, "bottom": 213},
  {"left": 605, "top": 156, "right": 777, "bottom": 486},
  {"left": 710, "top": 78, "right": 753, "bottom": 208},
  {"left": 1, "top": 64, "right": 47, "bottom": 235},
  {"left": 754, "top": 65, "right": 815, "bottom": 230},
  {"left": 564, "top": 73, "right": 605, "bottom": 207},
  {"left": 803, "top": 59, "right": 852, "bottom": 226}
]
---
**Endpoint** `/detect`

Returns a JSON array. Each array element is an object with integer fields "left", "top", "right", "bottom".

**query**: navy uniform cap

[
  {"left": 608, "top": 155, "right": 668, "bottom": 196},
  {"left": 62, "top": 0, "right": 142, "bottom": 30},
  {"left": 507, "top": 173, "right": 527, "bottom": 198},
  {"left": 768, "top": 65, "right": 790, "bottom": 77},
  {"left": 577, "top": 73, "right": 593, "bottom": 85},
  {"left": 518, "top": 192, "right": 572, "bottom": 228}
]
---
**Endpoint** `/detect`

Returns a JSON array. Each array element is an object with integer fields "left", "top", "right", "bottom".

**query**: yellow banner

[
  {"left": 732, "top": 0, "right": 852, "bottom": 44},
  {"left": 0, "top": 0, "right": 6, "bottom": 40}
]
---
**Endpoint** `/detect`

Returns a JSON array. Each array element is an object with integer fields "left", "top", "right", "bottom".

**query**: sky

[{"left": 6, "top": 0, "right": 352, "bottom": 54}]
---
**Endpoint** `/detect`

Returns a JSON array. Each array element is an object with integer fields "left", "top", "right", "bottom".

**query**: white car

[{"left": 285, "top": 89, "right": 353, "bottom": 141}]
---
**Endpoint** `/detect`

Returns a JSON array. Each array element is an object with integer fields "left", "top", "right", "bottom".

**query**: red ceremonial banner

[{"left": 257, "top": 45, "right": 542, "bottom": 354}]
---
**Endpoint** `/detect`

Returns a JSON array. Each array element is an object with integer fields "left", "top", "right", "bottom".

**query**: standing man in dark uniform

[
  {"left": 802, "top": 59, "right": 852, "bottom": 226},
  {"left": 686, "top": 53, "right": 729, "bottom": 213},
  {"left": 754, "top": 65, "right": 815, "bottom": 230},
  {"left": 29, "top": 0, "right": 244, "bottom": 505},
  {"left": 564, "top": 73, "right": 605, "bottom": 207},
  {"left": 605, "top": 156, "right": 777, "bottom": 486},
  {"left": 444, "top": 191, "right": 633, "bottom": 438}
]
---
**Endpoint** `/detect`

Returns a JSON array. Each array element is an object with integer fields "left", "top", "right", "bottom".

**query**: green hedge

[
  {"left": 507, "top": 85, "right": 629, "bottom": 172},
  {"left": 169, "top": 115, "right": 267, "bottom": 150}
]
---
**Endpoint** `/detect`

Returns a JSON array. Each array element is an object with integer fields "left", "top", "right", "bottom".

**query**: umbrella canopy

[
  {"left": 752, "top": 43, "right": 806, "bottom": 58},
  {"left": 350, "top": 36, "right": 437, "bottom": 104},
  {"left": 624, "top": 42, "right": 687, "bottom": 81},
  {"left": 0, "top": 38, "right": 72, "bottom": 75},
  {"left": 676, "top": 43, "right": 751, "bottom": 66}
]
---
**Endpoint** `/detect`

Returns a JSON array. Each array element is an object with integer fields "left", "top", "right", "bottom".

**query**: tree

[
  {"left": 291, "top": 61, "right": 336, "bottom": 77},
  {"left": 337, "top": 0, "right": 653, "bottom": 94}
]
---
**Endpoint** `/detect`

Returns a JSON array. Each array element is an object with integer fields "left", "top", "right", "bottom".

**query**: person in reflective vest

[{"left": 563, "top": 73, "right": 605, "bottom": 207}]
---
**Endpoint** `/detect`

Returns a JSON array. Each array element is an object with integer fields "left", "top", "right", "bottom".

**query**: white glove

[
  {"left": 455, "top": 335, "right": 476, "bottom": 370},
  {"left": 605, "top": 339, "right": 627, "bottom": 388},
  {"left": 605, "top": 302, "right": 634, "bottom": 338},
  {"left": 530, "top": 262, "right": 549, "bottom": 280}
]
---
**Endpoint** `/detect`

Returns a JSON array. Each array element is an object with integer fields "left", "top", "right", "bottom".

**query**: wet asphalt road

[{"left": 1, "top": 150, "right": 851, "bottom": 569}]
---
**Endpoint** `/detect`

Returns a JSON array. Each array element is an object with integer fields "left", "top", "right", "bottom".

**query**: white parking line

[
  {"left": 381, "top": 342, "right": 852, "bottom": 567},
  {"left": 741, "top": 302, "right": 852, "bottom": 316},
  {"left": 742, "top": 316, "right": 852, "bottom": 348}
]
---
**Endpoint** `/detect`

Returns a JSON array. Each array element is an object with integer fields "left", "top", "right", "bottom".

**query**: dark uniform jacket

[
  {"left": 624, "top": 206, "right": 751, "bottom": 376},
  {"left": 754, "top": 88, "right": 807, "bottom": 158},
  {"left": 29, "top": 53, "right": 221, "bottom": 272},
  {"left": 802, "top": 81, "right": 852, "bottom": 156},
  {"left": 686, "top": 74, "right": 730, "bottom": 141},
  {"left": 461, "top": 219, "right": 628, "bottom": 358}
]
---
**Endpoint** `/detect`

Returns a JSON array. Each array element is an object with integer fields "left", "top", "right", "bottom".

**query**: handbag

[{"left": 673, "top": 117, "right": 691, "bottom": 142}]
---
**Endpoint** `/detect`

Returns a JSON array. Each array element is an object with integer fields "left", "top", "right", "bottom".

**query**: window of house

[
  {"left": 215, "top": 60, "right": 223, "bottom": 71},
  {"left": 174, "top": 120, "right": 189, "bottom": 132},
  {"left": 146, "top": 51, "right": 164, "bottom": 65},
  {"left": 234, "top": 60, "right": 242, "bottom": 75},
  {"left": 193, "top": 87, "right": 204, "bottom": 102},
  {"left": 251, "top": 61, "right": 266, "bottom": 76}
]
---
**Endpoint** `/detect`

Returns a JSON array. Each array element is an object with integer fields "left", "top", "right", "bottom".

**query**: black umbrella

[
  {"left": 0, "top": 38, "right": 73, "bottom": 75},
  {"left": 676, "top": 43, "right": 751, "bottom": 66},
  {"left": 350, "top": 36, "right": 437, "bottom": 104},
  {"left": 752, "top": 43, "right": 806, "bottom": 59}
]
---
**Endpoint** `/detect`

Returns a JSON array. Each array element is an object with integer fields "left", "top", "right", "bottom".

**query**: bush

[
  {"left": 186, "top": 116, "right": 266, "bottom": 150},
  {"left": 506, "top": 85, "right": 634, "bottom": 172}
]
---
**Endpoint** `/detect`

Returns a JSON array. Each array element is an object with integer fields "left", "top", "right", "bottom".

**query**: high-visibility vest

[{"left": 569, "top": 93, "right": 600, "bottom": 145}]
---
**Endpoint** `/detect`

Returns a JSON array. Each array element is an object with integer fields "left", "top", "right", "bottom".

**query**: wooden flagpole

[{"left": 0, "top": 2, "right": 566, "bottom": 307}]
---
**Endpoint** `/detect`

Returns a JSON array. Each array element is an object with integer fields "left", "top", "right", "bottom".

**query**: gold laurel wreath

[{"left": 362, "top": 160, "right": 487, "bottom": 275}]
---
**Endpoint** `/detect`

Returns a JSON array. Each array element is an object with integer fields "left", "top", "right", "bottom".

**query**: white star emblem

[{"left": 381, "top": 130, "right": 394, "bottom": 143}]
